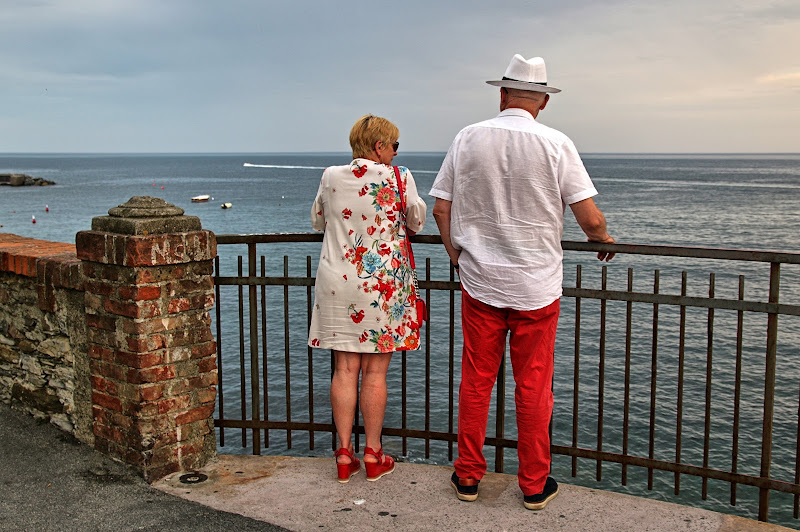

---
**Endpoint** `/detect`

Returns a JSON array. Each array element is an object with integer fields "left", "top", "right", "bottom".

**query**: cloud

[
  {"left": 1, "top": 0, "right": 800, "bottom": 152},
  {"left": 758, "top": 71, "right": 800, "bottom": 84}
]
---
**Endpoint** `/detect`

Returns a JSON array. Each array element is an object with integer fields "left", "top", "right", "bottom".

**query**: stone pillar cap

[
  {"left": 108, "top": 196, "right": 185, "bottom": 218},
  {"left": 91, "top": 196, "right": 202, "bottom": 235}
]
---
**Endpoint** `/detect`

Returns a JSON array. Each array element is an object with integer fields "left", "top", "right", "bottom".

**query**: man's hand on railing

[{"left": 591, "top": 235, "right": 616, "bottom": 262}]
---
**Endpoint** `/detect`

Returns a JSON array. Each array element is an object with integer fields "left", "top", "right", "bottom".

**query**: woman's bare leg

[
  {"left": 331, "top": 350, "right": 362, "bottom": 463},
  {"left": 359, "top": 352, "right": 393, "bottom": 461}
]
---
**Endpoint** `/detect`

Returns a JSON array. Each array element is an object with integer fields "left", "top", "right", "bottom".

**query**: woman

[{"left": 308, "top": 115, "right": 427, "bottom": 483}]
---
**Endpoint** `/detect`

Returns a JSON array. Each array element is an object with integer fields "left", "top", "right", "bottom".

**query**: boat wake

[{"left": 243, "top": 163, "right": 326, "bottom": 170}]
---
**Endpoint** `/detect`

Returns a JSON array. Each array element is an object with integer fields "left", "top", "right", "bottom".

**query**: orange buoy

[{"left": 161, "top": 186, "right": 165, "bottom": 189}]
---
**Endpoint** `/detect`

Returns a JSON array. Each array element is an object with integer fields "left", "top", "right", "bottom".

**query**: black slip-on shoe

[
  {"left": 451, "top": 471, "right": 479, "bottom": 502},
  {"left": 523, "top": 477, "right": 559, "bottom": 510}
]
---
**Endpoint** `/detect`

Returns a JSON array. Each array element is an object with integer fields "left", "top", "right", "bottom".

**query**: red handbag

[{"left": 394, "top": 166, "right": 427, "bottom": 328}]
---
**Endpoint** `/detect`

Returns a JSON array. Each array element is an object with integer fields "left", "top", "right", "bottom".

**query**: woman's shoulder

[{"left": 323, "top": 163, "right": 352, "bottom": 175}]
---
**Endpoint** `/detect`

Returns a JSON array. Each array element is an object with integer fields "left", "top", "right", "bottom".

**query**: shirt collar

[{"left": 498, "top": 107, "right": 535, "bottom": 120}]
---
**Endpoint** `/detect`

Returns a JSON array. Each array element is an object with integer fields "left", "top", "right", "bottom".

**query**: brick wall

[
  {"left": 0, "top": 234, "right": 92, "bottom": 443},
  {"left": 77, "top": 230, "right": 218, "bottom": 480},
  {"left": 1, "top": 196, "right": 219, "bottom": 482}
]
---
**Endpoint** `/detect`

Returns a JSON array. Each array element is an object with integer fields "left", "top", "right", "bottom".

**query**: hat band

[{"left": 502, "top": 76, "right": 547, "bottom": 86}]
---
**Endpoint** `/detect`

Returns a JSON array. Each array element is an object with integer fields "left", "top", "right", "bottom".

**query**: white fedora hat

[{"left": 486, "top": 54, "right": 561, "bottom": 93}]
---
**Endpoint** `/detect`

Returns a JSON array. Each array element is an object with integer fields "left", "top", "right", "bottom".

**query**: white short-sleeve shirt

[{"left": 429, "top": 108, "right": 597, "bottom": 311}]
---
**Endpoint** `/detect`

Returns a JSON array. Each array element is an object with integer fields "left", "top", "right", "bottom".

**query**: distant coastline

[{"left": 0, "top": 173, "right": 55, "bottom": 187}]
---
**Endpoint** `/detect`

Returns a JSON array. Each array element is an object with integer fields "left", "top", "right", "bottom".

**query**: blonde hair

[{"left": 349, "top": 114, "right": 399, "bottom": 159}]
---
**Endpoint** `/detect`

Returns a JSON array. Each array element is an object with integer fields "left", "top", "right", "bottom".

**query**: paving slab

[{"left": 155, "top": 454, "right": 791, "bottom": 532}]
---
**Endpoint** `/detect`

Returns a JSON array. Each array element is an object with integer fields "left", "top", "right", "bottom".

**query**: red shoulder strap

[{"left": 394, "top": 166, "right": 415, "bottom": 269}]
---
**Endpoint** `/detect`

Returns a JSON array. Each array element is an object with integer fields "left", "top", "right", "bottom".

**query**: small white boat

[
  {"left": 221, "top": 202, "right": 233, "bottom": 209},
  {"left": 191, "top": 194, "right": 210, "bottom": 202}
]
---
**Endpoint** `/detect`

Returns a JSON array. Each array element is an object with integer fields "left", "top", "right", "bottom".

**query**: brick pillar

[{"left": 75, "top": 196, "right": 217, "bottom": 481}]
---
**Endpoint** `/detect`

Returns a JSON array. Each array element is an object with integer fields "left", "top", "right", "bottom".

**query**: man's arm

[
  {"left": 569, "top": 197, "right": 615, "bottom": 261},
  {"left": 432, "top": 198, "right": 461, "bottom": 267}
]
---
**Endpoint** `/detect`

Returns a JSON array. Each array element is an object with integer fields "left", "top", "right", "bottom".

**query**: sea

[{"left": 2, "top": 152, "right": 800, "bottom": 527}]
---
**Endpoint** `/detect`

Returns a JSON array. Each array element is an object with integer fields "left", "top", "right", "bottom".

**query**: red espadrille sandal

[
  {"left": 364, "top": 447, "right": 395, "bottom": 481},
  {"left": 334, "top": 447, "right": 360, "bottom": 483}
]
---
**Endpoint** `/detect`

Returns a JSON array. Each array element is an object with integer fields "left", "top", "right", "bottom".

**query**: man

[{"left": 430, "top": 54, "right": 615, "bottom": 511}]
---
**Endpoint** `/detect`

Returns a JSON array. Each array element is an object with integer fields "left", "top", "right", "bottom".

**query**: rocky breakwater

[{"left": 0, "top": 173, "right": 56, "bottom": 186}]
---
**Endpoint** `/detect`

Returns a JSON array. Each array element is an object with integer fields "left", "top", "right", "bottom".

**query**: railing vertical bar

[
  {"left": 248, "top": 244, "right": 261, "bottom": 455},
  {"left": 237, "top": 256, "right": 247, "bottom": 447},
  {"left": 307, "top": 256, "right": 315, "bottom": 450},
  {"left": 795, "top": 372, "right": 800, "bottom": 518},
  {"left": 675, "top": 271, "right": 687, "bottom": 495},
  {"left": 402, "top": 347, "right": 408, "bottom": 456},
  {"left": 215, "top": 256, "right": 224, "bottom": 446},
  {"left": 572, "top": 264, "right": 581, "bottom": 478},
  {"left": 425, "top": 258, "right": 431, "bottom": 459},
  {"left": 330, "top": 349, "right": 336, "bottom": 451},
  {"left": 702, "top": 273, "right": 715, "bottom": 500},
  {"left": 261, "top": 256, "right": 269, "bottom": 449},
  {"left": 448, "top": 264, "right": 456, "bottom": 462},
  {"left": 597, "top": 266, "right": 607, "bottom": 481},
  {"left": 622, "top": 267, "right": 633, "bottom": 485},
  {"left": 759, "top": 262, "right": 780, "bottom": 522},
  {"left": 648, "top": 269, "right": 659, "bottom": 490},
  {"left": 731, "top": 275, "right": 744, "bottom": 505},
  {"left": 496, "top": 353, "right": 506, "bottom": 473},
  {"left": 283, "top": 256, "right": 292, "bottom": 448}
]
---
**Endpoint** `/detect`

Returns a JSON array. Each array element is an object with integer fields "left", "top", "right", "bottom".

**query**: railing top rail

[{"left": 215, "top": 233, "right": 800, "bottom": 265}]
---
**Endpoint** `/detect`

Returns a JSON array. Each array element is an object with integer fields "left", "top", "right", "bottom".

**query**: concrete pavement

[
  {"left": 0, "top": 403, "right": 286, "bottom": 531},
  {"left": 155, "top": 454, "right": 789, "bottom": 532}
]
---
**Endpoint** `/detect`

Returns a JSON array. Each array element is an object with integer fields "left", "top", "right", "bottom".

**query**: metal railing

[{"left": 212, "top": 233, "right": 800, "bottom": 523}]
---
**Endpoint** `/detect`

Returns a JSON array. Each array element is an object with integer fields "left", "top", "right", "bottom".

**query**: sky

[{"left": 1, "top": 0, "right": 799, "bottom": 154}]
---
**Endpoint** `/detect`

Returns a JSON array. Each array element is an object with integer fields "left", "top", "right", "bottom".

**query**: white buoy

[
  {"left": 32, "top": 215, "right": 36, "bottom": 224},
  {"left": 45, "top": 205, "right": 49, "bottom": 212}
]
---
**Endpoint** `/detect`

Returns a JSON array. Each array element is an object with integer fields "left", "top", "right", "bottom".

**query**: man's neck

[{"left": 501, "top": 105, "right": 539, "bottom": 119}]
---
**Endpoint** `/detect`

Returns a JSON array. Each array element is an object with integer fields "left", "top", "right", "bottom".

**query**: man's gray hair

[{"left": 505, "top": 87, "right": 548, "bottom": 101}]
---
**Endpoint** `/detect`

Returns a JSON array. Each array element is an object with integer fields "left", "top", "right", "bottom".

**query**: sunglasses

[{"left": 385, "top": 141, "right": 399, "bottom": 151}]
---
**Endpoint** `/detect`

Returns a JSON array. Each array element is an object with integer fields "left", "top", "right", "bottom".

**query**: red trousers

[{"left": 454, "top": 289, "right": 560, "bottom": 496}]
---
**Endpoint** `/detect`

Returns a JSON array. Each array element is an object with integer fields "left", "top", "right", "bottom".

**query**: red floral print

[
  {"left": 375, "top": 187, "right": 396, "bottom": 208},
  {"left": 377, "top": 243, "right": 391, "bottom": 256},
  {"left": 376, "top": 334, "right": 394, "bottom": 353},
  {"left": 404, "top": 335, "right": 419, "bottom": 349}
]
